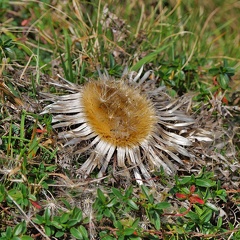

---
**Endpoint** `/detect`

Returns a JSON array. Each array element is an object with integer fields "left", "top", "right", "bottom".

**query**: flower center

[{"left": 82, "top": 80, "right": 156, "bottom": 147}]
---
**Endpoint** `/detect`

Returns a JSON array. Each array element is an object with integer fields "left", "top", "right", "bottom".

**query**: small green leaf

[
  {"left": 200, "top": 208, "right": 212, "bottom": 223},
  {"left": 217, "top": 217, "right": 223, "bottom": 229},
  {"left": 28, "top": 194, "right": 37, "bottom": 201},
  {"left": 203, "top": 188, "right": 212, "bottom": 200},
  {"left": 215, "top": 189, "right": 227, "bottom": 202},
  {"left": 103, "top": 209, "right": 115, "bottom": 221},
  {"left": 78, "top": 225, "right": 88, "bottom": 239},
  {"left": 209, "top": 67, "right": 220, "bottom": 75},
  {"left": 44, "top": 208, "right": 51, "bottom": 221},
  {"left": 194, "top": 204, "right": 203, "bottom": 216},
  {"left": 218, "top": 74, "right": 229, "bottom": 89},
  {"left": 55, "top": 231, "right": 65, "bottom": 238},
  {"left": 228, "top": 222, "right": 234, "bottom": 230},
  {"left": 8, "top": 189, "right": 23, "bottom": 204},
  {"left": 131, "top": 218, "right": 140, "bottom": 229},
  {"left": 68, "top": 219, "right": 79, "bottom": 227},
  {"left": 70, "top": 227, "right": 83, "bottom": 239},
  {"left": 167, "top": 88, "right": 177, "bottom": 97},
  {"left": 11, "top": 237, "right": 21, "bottom": 240},
  {"left": 177, "top": 70, "right": 185, "bottom": 80},
  {"left": 61, "top": 199, "right": 71, "bottom": 209},
  {"left": 131, "top": 43, "right": 172, "bottom": 71},
  {"left": 195, "top": 179, "right": 216, "bottom": 187},
  {"left": 152, "top": 212, "right": 161, "bottom": 230},
  {"left": 125, "top": 186, "right": 133, "bottom": 198},
  {"left": 13, "top": 223, "right": 23, "bottom": 236},
  {"left": 179, "top": 176, "right": 192, "bottom": 184},
  {"left": 97, "top": 188, "right": 106, "bottom": 203},
  {"left": 141, "top": 185, "right": 153, "bottom": 203},
  {"left": 44, "top": 225, "right": 52, "bottom": 236},
  {"left": 112, "top": 187, "right": 123, "bottom": 199},
  {"left": 205, "top": 202, "right": 219, "bottom": 211},
  {"left": 117, "top": 235, "right": 124, "bottom": 240},
  {"left": 5, "top": 47, "right": 16, "bottom": 59},
  {"left": 33, "top": 215, "right": 44, "bottom": 224},
  {"left": 127, "top": 199, "right": 139, "bottom": 210},
  {"left": 113, "top": 220, "right": 123, "bottom": 230},
  {"left": 72, "top": 207, "right": 82, "bottom": 221},
  {"left": 123, "top": 228, "right": 135, "bottom": 236},
  {"left": 51, "top": 220, "right": 62, "bottom": 229},
  {"left": 129, "top": 237, "right": 141, "bottom": 240},
  {"left": 60, "top": 213, "right": 70, "bottom": 224},
  {"left": 6, "top": 227, "right": 13, "bottom": 238},
  {"left": 99, "top": 233, "right": 115, "bottom": 240},
  {"left": 225, "top": 67, "right": 235, "bottom": 76},
  {"left": 106, "top": 197, "right": 118, "bottom": 207},
  {"left": 46, "top": 165, "right": 57, "bottom": 172},
  {"left": 21, "top": 236, "right": 34, "bottom": 240},
  {"left": 109, "top": 54, "right": 115, "bottom": 68},
  {"left": 186, "top": 211, "right": 199, "bottom": 221},
  {"left": 0, "top": 185, "right": 6, "bottom": 202},
  {"left": 155, "top": 202, "right": 171, "bottom": 210}
]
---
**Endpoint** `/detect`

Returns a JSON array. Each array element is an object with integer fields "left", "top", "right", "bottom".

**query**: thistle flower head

[
  {"left": 81, "top": 80, "right": 156, "bottom": 148},
  {"left": 42, "top": 68, "right": 205, "bottom": 185}
]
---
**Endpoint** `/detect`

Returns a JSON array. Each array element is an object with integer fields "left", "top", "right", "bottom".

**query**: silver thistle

[{"left": 42, "top": 67, "right": 215, "bottom": 185}]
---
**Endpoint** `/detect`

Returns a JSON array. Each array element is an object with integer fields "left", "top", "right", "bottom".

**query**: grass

[{"left": 0, "top": 0, "right": 239, "bottom": 239}]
